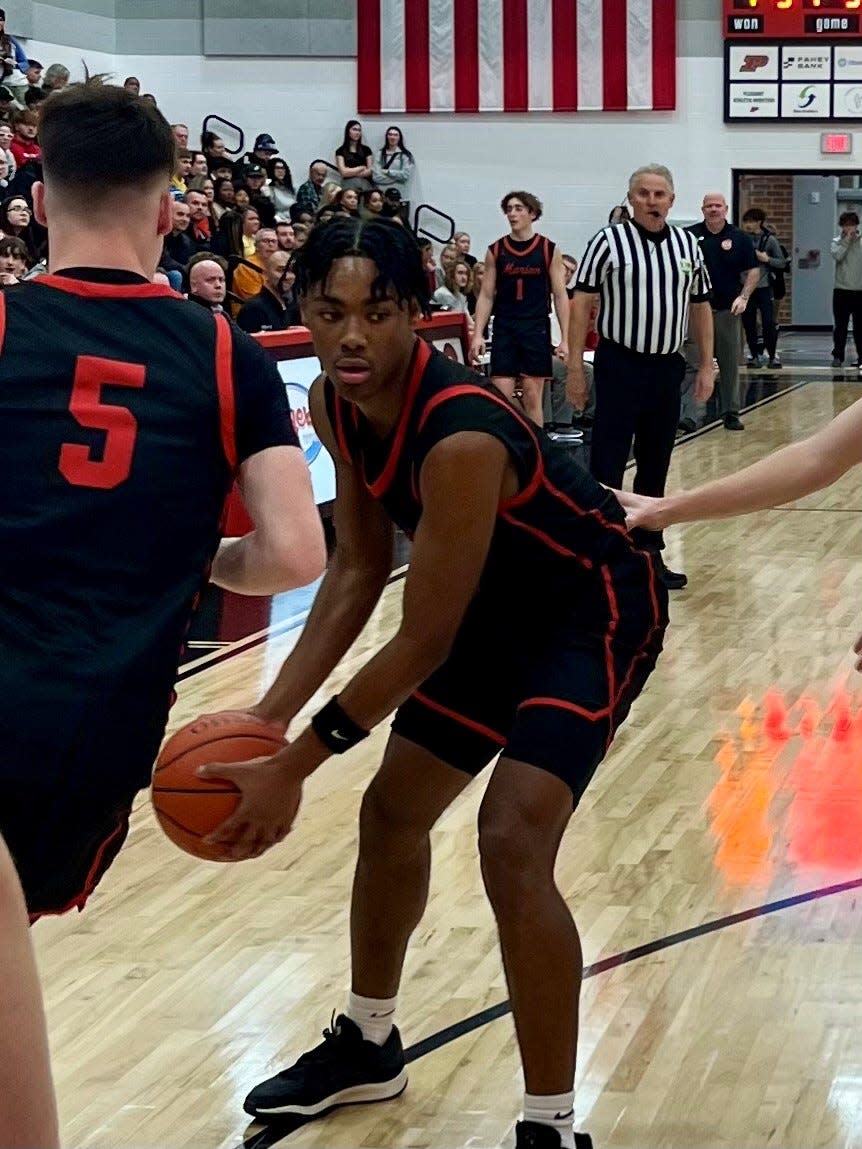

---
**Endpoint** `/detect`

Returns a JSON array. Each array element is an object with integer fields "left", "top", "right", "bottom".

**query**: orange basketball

[{"left": 151, "top": 710, "right": 287, "bottom": 862}]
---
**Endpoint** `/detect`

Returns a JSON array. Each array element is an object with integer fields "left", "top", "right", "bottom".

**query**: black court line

[{"left": 239, "top": 874, "right": 862, "bottom": 1148}]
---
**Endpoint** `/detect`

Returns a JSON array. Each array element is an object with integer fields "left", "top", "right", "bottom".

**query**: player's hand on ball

[
  {"left": 198, "top": 752, "right": 303, "bottom": 860},
  {"left": 614, "top": 490, "right": 671, "bottom": 532}
]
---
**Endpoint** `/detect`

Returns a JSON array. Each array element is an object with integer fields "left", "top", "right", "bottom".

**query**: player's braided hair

[{"left": 292, "top": 216, "right": 430, "bottom": 315}]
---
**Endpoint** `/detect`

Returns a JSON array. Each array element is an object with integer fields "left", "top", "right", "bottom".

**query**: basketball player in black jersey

[
  {"left": 198, "top": 219, "right": 667, "bottom": 1149},
  {"left": 0, "top": 82, "right": 325, "bottom": 1145},
  {"left": 470, "top": 191, "right": 571, "bottom": 427}
]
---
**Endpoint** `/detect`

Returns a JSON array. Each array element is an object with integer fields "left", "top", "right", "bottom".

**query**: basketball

[{"left": 151, "top": 710, "right": 287, "bottom": 862}]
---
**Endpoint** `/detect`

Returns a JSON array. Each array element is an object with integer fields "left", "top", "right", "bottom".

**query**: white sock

[
  {"left": 523, "top": 1091, "right": 576, "bottom": 1149},
  {"left": 345, "top": 990, "right": 398, "bottom": 1046}
]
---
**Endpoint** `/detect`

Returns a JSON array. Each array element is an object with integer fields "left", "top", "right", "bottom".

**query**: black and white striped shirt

[{"left": 576, "top": 221, "right": 711, "bottom": 355}]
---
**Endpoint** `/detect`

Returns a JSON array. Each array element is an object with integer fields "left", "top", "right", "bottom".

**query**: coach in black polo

[
  {"left": 567, "top": 163, "right": 714, "bottom": 590},
  {"left": 688, "top": 194, "right": 759, "bottom": 431}
]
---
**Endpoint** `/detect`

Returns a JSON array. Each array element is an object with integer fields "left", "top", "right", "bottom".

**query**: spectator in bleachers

[
  {"left": 202, "top": 130, "right": 226, "bottom": 165},
  {"left": 122, "top": 76, "right": 140, "bottom": 95},
  {"left": 9, "top": 110, "right": 38, "bottom": 167},
  {"left": 140, "top": 93, "right": 157, "bottom": 107},
  {"left": 296, "top": 161, "right": 327, "bottom": 215},
  {"left": 0, "top": 11, "right": 27, "bottom": 85},
  {"left": 0, "top": 84, "right": 17, "bottom": 117},
  {"left": 292, "top": 222, "right": 311, "bottom": 249},
  {"left": 432, "top": 258, "right": 472, "bottom": 316},
  {"left": 0, "top": 233, "right": 27, "bottom": 282},
  {"left": 212, "top": 176, "right": 235, "bottom": 223},
  {"left": 161, "top": 198, "right": 193, "bottom": 272},
  {"left": 373, "top": 125, "right": 413, "bottom": 201},
  {"left": 562, "top": 253, "right": 578, "bottom": 298},
  {"left": 24, "top": 60, "right": 41, "bottom": 88},
  {"left": 233, "top": 186, "right": 250, "bottom": 211},
  {"left": 188, "top": 173, "right": 214, "bottom": 205},
  {"left": 187, "top": 253, "right": 228, "bottom": 315},
  {"left": 171, "top": 123, "right": 189, "bottom": 148},
  {"left": 170, "top": 148, "right": 191, "bottom": 198},
  {"left": 237, "top": 250, "right": 300, "bottom": 333},
  {"left": 264, "top": 157, "right": 295, "bottom": 219},
  {"left": 40, "top": 64, "right": 69, "bottom": 93},
  {"left": 0, "top": 121, "right": 12, "bottom": 178},
  {"left": 232, "top": 225, "right": 277, "bottom": 304},
  {"left": 290, "top": 203, "right": 314, "bottom": 228},
  {"left": 335, "top": 119, "right": 373, "bottom": 190},
  {"left": 435, "top": 242, "right": 458, "bottom": 288},
  {"left": 275, "top": 220, "right": 295, "bottom": 251},
  {"left": 454, "top": 231, "right": 476, "bottom": 267},
  {"left": 233, "top": 132, "right": 280, "bottom": 179},
  {"left": 0, "top": 194, "right": 32, "bottom": 245},
  {"left": 184, "top": 188, "right": 212, "bottom": 252},
  {"left": 361, "top": 188, "right": 384, "bottom": 219},
  {"left": 339, "top": 187, "right": 360, "bottom": 216},
  {"left": 23, "top": 87, "right": 46, "bottom": 114},
  {"left": 239, "top": 206, "right": 260, "bottom": 257},
  {"left": 419, "top": 238, "right": 437, "bottom": 297},
  {"left": 188, "top": 151, "right": 208, "bottom": 178}
]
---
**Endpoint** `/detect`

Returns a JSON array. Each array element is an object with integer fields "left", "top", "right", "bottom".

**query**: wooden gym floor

[{"left": 36, "top": 373, "right": 862, "bottom": 1149}]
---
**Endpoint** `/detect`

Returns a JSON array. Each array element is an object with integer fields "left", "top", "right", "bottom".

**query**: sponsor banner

[
  {"left": 833, "top": 47, "right": 862, "bottom": 78},
  {"left": 780, "top": 47, "right": 831, "bottom": 81},
  {"left": 780, "top": 81, "right": 830, "bottom": 117},
  {"left": 728, "top": 45, "right": 779, "bottom": 81},
  {"left": 834, "top": 83, "right": 862, "bottom": 118},
  {"left": 727, "top": 83, "right": 779, "bottom": 118},
  {"left": 277, "top": 357, "right": 337, "bottom": 507}
]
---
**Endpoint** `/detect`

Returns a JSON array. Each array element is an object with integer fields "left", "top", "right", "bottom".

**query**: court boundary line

[{"left": 240, "top": 875, "right": 862, "bottom": 1148}]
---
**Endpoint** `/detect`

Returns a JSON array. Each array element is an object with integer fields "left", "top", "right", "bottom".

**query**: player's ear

[
  {"left": 31, "top": 181, "right": 47, "bottom": 227},
  {"left": 156, "top": 190, "right": 173, "bottom": 238}
]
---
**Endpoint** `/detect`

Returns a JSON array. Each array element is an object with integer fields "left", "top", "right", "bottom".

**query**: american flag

[{"left": 357, "top": 0, "right": 676, "bottom": 115}]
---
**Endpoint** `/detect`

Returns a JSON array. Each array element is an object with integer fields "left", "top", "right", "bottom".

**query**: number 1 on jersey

[{"left": 59, "top": 355, "right": 146, "bottom": 490}]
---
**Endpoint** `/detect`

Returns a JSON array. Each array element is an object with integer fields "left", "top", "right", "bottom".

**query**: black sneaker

[
  {"left": 652, "top": 553, "right": 687, "bottom": 591},
  {"left": 514, "top": 1122, "right": 594, "bottom": 1148},
  {"left": 723, "top": 413, "right": 744, "bottom": 431},
  {"left": 243, "top": 1014, "right": 408, "bottom": 1120},
  {"left": 767, "top": 359, "right": 782, "bottom": 369}
]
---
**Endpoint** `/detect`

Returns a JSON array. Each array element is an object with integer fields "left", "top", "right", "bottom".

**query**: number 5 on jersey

[{"left": 59, "top": 355, "right": 146, "bottom": 490}]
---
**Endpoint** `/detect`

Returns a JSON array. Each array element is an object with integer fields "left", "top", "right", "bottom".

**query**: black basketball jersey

[
  {"left": 324, "top": 339, "right": 650, "bottom": 636},
  {"left": 492, "top": 234, "right": 555, "bottom": 322},
  {"left": 0, "top": 269, "right": 298, "bottom": 774}
]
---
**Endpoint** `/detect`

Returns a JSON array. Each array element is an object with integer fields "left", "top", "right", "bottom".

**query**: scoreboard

[
  {"left": 724, "top": 0, "right": 861, "bottom": 37},
  {"left": 724, "top": 0, "right": 862, "bottom": 121}
]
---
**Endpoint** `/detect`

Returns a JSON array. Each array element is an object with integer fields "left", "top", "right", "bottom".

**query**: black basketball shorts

[
  {"left": 490, "top": 316, "right": 554, "bottom": 380},
  {"left": 392, "top": 552, "right": 668, "bottom": 803},
  {"left": 0, "top": 720, "right": 155, "bottom": 920}
]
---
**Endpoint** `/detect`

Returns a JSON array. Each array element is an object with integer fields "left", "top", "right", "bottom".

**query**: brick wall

[{"left": 737, "top": 174, "right": 793, "bottom": 324}]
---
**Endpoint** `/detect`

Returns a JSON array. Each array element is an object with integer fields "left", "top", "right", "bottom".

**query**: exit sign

[{"left": 821, "top": 133, "right": 853, "bottom": 155}]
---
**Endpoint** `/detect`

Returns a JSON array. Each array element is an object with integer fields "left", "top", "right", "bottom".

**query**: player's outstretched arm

[
  {"left": 0, "top": 836, "right": 59, "bottom": 1149},
  {"left": 211, "top": 444, "right": 326, "bottom": 595},
  {"left": 619, "top": 392, "right": 862, "bottom": 532}
]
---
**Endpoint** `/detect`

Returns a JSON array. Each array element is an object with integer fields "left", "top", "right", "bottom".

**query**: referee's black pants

[{"left": 589, "top": 339, "right": 686, "bottom": 553}]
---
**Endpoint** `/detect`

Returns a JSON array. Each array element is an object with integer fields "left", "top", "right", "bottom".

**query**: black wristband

[{"left": 311, "top": 696, "right": 370, "bottom": 755}]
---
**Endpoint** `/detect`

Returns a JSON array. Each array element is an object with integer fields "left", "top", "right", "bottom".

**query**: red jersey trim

[
  {"left": 416, "top": 382, "right": 544, "bottom": 510},
  {"left": 332, "top": 388, "right": 353, "bottom": 464},
  {"left": 28, "top": 813, "right": 128, "bottom": 923},
  {"left": 518, "top": 695, "right": 610, "bottom": 722},
  {"left": 413, "top": 689, "right": 507, "bottom": 746},
  {"left": 600, "top": 563, "right": 620, "bottom": 748},
  {"left": 34, "top": 274, "right": 182, "bottom": 300},
  {"left": 502, "top": 234, "right": 542, "bottom": 258},
  {"left": 213, "top": 313, "right": 237, "bottom": 472},
  {"left": 366, "top": 337, "right": 430, "bottom": 499},
  {"left": 500, "top": 511, "right": 593, "bottom": 569}
]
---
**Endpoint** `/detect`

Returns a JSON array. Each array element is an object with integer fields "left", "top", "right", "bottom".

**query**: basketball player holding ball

[
  {"left": 0, "top": 81, "right": 324, "bottom": 1143},
  {"left": 200, "top": 218, "right": 667, "bottom": 1149}
]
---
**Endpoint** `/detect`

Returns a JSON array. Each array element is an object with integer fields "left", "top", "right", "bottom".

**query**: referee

[{"left": 567, "top": 163, "right": 714, "bottom": 590}]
